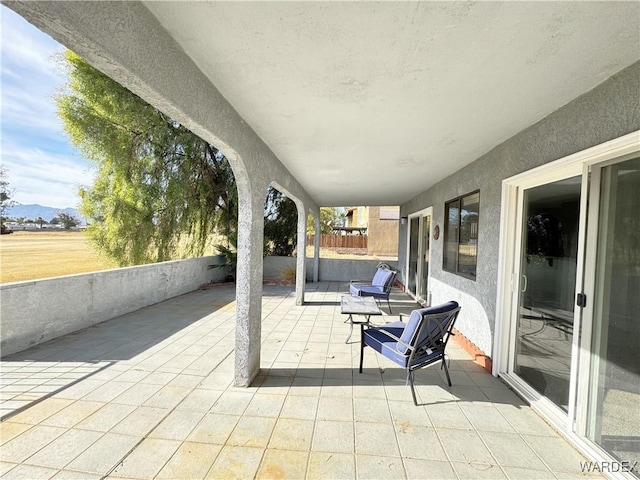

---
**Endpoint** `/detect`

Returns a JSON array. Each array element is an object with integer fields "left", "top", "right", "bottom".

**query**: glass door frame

[
  {"left": 577, "top": 151, "right": 640, "bottom": 463},
  {"left": 512, "top": 173, "right": 585, "bottom": 415},
  {"left": 405, "top": 207, "right": 432, "bottom": 306},
  {"left": 502, "top": 162, "right": 586, "bottom": 428},
  {"left": 494, "top": 131, "right": 640, "bottom": 468}
]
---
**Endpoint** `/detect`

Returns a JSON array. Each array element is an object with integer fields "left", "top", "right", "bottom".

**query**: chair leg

[
  {"left": 441, "top": 357, "right": 452, "bottom": 387},
  {"left": 408, "top": 370, "right": 418, "bottom": 406},
  {"left": 386, "top": 298, "right": 392, "bottom": 314},
  {"left": 359, "top": 338, "right": 365, "bottom": 373}
]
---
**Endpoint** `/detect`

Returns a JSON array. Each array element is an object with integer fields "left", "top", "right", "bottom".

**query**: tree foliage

[
  {"left": 57, "top": 50, "right": 300, "bottom": 267},
  {"left": 0, "top": 166, "right": 17, "bottom": 234},
  {"left": 307, "top": 207, "right": 345, "bottom": 235},
  {"left": 56, "top": 212, "right": 80, "bottom": 230},
  {"left": 57, "top": 51, "right": 237, "bottom": 266},
  {"left": 264, "top": 188, "right": 298, "bottom": 256}
]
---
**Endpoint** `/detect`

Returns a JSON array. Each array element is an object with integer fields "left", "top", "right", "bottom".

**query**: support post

[
  {"left": 234, "top": 188, "right": 265, "bottom": 386},
  {"left": 295, "top": 203, "right": 307, "bottom": 305},
  {"left": 314, "top": 214, "right": 321, "bottom": 282}
]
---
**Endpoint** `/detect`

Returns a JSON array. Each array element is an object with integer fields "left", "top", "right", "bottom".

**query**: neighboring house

[
  {"left": 344, "top": 206, "right": 400, "bottom": 257},
  {"left": 343, "top": 207, "right": 362, "bottom": 229},
  {"left": 367, "top": 206, "right": 400, "bottom": 257}
]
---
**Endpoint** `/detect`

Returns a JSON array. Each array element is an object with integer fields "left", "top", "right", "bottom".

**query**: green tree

[
  {"left": 57, "top": 50, "right": 299, "bottom": 267},
  {"left": 56, "top": 212, "right": 80, "bottom": 230},
  {"left": 264, "top": 189, "right": 298, "bottom": 256},
  {"left": 0, "top": 166, "right": 17, "bottom": 234},
  {"left": 35, "top": 217, "right": 46, "bottom": 228},
  {"left": 57, "top": 50, "right": 237, "bottom": 266},
  {"left": 307, "top": 207, "right": 345, "bottom": 235}
]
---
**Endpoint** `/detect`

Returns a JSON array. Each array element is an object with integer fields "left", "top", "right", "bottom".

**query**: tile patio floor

[{"left": 0, "top": 283, "right": 602, "bottom": 479}]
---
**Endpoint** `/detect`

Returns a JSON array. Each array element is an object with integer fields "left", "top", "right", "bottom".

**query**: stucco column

[
  {"left": 295, "top": 203, "right": 307, "bottom": 305},
  {"left": 314, "top": 213, "right": 321, "bottom": 282},
  {"left": 234, "top": 187, "right": 265, "bottom": 386}
]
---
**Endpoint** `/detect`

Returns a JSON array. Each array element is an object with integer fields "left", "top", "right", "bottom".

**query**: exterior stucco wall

[
  {"left": 0, "top": 256, "right": 225, "bottom": 357},
  {"left": 398, "top": 61, "right": 640, "bottom": 356},
  {"left": 367, "top": 207, "right": 400, "bottom": 257},
  {"left": 263, "top": 256, "right": 297, "bottom": 281},
  {"left": 264, "top": 256, "right": 398, "bottom": 283},
  {"left": 317, "top": 258, "right": 397, "bottom": 282}
]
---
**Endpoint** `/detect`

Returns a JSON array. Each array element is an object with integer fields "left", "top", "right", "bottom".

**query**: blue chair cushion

[
  {"left": 350, "top": 283, "right": 386, "bottom": 298},
  {"left": 362, "top": 322, "right": 409, "bottom": 367},
  {"left": 363, "top": 321, "right": 444, "bottom": 369},
  {"left": 372, "top": 268, "right": 395, "bottom": 289},
  {"left": 350, "top": 268, "right": 396, "bottom": 298},
  {"left": 397, "top": 301, "right": 460, "bottom": 355}
]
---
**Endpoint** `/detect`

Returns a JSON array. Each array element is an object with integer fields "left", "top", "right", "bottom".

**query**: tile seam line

[
  {"left": 100, "top": 347, "right": 236, "bottom": 480},
  {"left": 0, "top": 362, "right": 115, "bottom": 422},
  {"left": 456, "top": 399, "right": 517, "bottom": 479}
]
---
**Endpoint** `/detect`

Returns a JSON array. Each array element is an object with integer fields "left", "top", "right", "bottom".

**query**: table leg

[
  {"left": 345, "top": 315, "right": 372, "bottom": 344},
  {"left": 345, "top": 314, "right": 354, "bottom": 344}
]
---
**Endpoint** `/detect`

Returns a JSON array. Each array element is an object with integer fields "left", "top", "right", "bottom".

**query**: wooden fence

[{"left": 307, "top": 234, "right": 367, "bottom": 249}]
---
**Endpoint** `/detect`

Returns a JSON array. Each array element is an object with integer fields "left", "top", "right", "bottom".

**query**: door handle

[
  {"left": 576, "top": 293, "right": 587, "bottom": 308},
  {"left": 521, "top": 274, "right": 528, "bottom": 293}
]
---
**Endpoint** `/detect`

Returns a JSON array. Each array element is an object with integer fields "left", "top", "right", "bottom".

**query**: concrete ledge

[
  {"left": 316, "top": 258, "right": 398, "bottom": 282},
  {"left": 0, "top": 255, "right": 225, "bottom": 357},
  {"left": 1, "top": 255, "right": 397, "bottom": 357},
  {"left": 264, "top": 256, "right": 398, "bottom": 283},
  {"left": 263, "top": 256, "right": 297, "bottom": 281}
]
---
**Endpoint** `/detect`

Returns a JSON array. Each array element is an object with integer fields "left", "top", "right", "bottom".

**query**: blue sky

[{"left": 1, "top": 5, "right": 94, "bottom": 209}]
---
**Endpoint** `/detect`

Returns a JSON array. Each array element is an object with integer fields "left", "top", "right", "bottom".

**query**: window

[{"left": 444, "top": 191, "right": 479, "bottom": 279}]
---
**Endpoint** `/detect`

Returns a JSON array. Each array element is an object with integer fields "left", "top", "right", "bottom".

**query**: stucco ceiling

[{"left": 142, "top": 1, "right": 639, "bottom": 206}]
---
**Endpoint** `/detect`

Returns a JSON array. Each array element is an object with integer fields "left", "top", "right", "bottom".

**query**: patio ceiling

[{"left": 141, "top": 1, "right": 640, "bottom": 206}]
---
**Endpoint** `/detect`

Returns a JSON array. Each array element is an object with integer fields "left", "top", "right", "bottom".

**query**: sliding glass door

[
  {"left": 513, "top": 176, "right": 582, "bottom": 412},
  {"left": 406, "top": 208, "right": 432, "bottom": 305},
  {"left": 500, "top": 138, "right": 639, "bottom": 475},
  {"left": 407, "top": 216, "right": 420, "bottom": 295},
  {"left": 585, "top": 156, "right": 640, "bottom": 470},
  {"left": 418, "top": 215, "right": 431, "bottom": 302}
]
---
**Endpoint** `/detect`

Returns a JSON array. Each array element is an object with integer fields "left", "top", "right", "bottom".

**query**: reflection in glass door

[
  {"left": 407, "top": 217, "right": 420, "bottom": 295},
  {"left": 418, "top": 215, "right": 431, "bottom": 302},
  {"left": 514, "top": 176, "right": 582, "bottom": 412},
  {"left": 586, "top": 157, "right": 640, "bottom": 470},
  {"left": 406, "top": 211, "right": 431, "bottom": 305}
]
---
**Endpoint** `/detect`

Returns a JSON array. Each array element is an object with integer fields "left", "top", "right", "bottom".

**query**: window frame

[{"left": 443, "top": 190, "right": 480, "bottom": 280}]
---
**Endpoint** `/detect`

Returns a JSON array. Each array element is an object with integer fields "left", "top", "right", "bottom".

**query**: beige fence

[{"left": 307, "top": 234, "right": 367, "bottom": 249}]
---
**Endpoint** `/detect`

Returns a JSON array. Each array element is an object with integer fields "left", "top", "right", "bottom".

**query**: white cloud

[
  {"left": 1, "top": 7, "right": 67, "bottom": 135},
  {"left": 1, "top": 80, "right": 64, "bottom": 134},
  {"left": 1, "top": 5, "right": 92, "bottom": 209},
  {"left": 1, "top": 7, "right": 63, "bottom": 81},
  {"left": 2, "top": 140, "right": 94, "bottom": 209}
]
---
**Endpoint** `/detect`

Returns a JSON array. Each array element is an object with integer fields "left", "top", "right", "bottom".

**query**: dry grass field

[
  {"left": 0, "top": 232, "right": 393, "bottom": 284},
  {"left": 0, "top": 231, "right": 113, "bottom": 283}
]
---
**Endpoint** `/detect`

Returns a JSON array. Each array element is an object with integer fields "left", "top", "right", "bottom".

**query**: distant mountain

[{"left": 5, "top": 204, "right": 85, "bottom": 224}]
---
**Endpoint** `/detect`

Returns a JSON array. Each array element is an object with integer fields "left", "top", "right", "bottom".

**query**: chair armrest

[
  {"left": 350, "top": 279, "right": 373, "bottom": 285},
  {"left": 366, "top": 325, "right": 403, "bottom": 342},
  {"left": 366, "top": 325, "right": 414, "bottom": 353}
]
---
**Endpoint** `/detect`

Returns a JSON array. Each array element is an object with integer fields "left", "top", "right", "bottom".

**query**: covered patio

[
  {"left": 2, "top": 1, "right": 638, "bottom": 476},
  {"left": 1, "top": 284, "right": 597, "bottom": 479}
]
